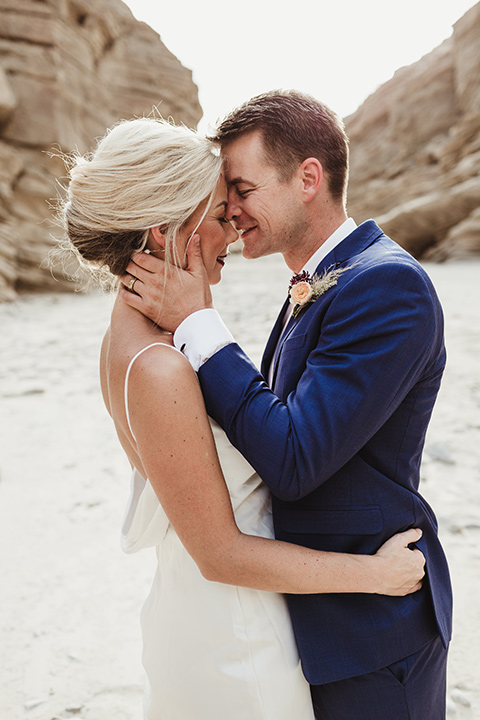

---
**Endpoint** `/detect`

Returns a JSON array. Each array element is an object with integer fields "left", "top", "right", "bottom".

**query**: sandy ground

[{"left": 0, "top": 254, "right": 479, "bottom": 720}]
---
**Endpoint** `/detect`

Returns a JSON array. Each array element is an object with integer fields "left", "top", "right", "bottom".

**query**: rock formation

[
  {"left": 345, "top": 2, "right": 480, "bottom": 261},
  {"left": 2, "top": 3, "right": 479, "bottom": 301},
  {"left": 0, "top": 0, "right": 202, "bottom": 301}
]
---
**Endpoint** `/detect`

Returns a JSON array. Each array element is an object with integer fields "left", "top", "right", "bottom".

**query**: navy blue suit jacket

[{"left": 198, "top": 220, "right": 452, "bottom": 685}]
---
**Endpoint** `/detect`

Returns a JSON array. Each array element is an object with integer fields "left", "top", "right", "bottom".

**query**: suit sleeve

[{"left": 198, "top": 262, "right": 444, "bottom": 501}]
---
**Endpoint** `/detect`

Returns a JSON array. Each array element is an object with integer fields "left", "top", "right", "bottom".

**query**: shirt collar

[{"left": 302, "top": 217, "right": 357, "bottom": 276}]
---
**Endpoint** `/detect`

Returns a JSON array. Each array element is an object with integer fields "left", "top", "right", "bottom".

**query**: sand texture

[{"left": 0, "top": 255, "right": 479, "bottom": 719}]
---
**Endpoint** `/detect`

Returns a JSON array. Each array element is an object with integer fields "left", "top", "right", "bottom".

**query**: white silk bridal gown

[{"left": 120, "top": 344, "right": 315, "bottom": 720}]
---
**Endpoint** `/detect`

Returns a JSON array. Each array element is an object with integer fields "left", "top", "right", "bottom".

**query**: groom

[{"left": 121, "top": 90, "right": 452, "bottom": 719}]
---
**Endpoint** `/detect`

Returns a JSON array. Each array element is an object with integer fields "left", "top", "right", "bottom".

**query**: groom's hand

[{"left": 119, "top": 235, "right": 213, "bottom": 332}]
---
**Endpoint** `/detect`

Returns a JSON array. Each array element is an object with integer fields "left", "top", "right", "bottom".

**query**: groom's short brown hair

[{"left": 210, "top": 89, "right": 349, "bottom": 202}]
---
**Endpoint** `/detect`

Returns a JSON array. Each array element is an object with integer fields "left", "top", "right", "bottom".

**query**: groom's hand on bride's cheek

[{"left": 119, "top": 236, "right": 213, "bottom": 332}]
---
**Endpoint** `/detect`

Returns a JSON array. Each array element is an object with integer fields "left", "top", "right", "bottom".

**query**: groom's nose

[{"left": 226, "top": 188, "right": 241, "bottom": 222}]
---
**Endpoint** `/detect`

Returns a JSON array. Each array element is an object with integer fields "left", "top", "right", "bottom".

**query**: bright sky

[{"left": 124, "top": 0, "right": 475, "bottom": 133}]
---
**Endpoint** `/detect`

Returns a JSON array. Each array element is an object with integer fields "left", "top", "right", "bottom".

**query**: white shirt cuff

[{"left": 173, "top": 309, "right": 235, "bottom": 372}]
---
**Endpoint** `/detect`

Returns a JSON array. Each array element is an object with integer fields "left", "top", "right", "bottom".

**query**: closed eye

[{"left": 236, "top": 189, "right": 252, "bottom": 198}]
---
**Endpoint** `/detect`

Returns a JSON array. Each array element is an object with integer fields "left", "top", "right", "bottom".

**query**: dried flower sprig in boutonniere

[{"left": 289, "top": 265, "right": 353, "bottom": 318}]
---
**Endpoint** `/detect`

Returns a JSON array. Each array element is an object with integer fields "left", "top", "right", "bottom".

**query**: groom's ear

[
  {"left": 150, "top": 225, "right": 167, "bottom": 249},
  {"left": 299, "top": 158, "right": 323, "bottom": 203}
]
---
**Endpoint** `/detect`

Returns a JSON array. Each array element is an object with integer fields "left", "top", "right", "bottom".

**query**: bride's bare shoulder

[
  {"left": 127, "top": 342, "right": 195, "bottom": 389},
  {"left": 126, "top": 342, "right": 202, "bottom": 424}
]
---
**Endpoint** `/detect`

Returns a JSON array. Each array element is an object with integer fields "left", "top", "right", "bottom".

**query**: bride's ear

[{"left": 150, "top": 225, "right": 167, "bottom": 250}]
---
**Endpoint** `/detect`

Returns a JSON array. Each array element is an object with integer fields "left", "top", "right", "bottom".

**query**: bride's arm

[{"left": 128, "top": 347, "right": 424, "bottom": 596}]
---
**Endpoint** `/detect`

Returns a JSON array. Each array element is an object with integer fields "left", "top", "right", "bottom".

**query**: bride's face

[{"left": 179, "top": 177, "right": 238, "bottom": 285}]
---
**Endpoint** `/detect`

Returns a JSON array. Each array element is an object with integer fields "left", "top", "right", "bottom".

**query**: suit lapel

[
  {"left": 271, "top": 311, "right": 303, "bottom": 389},
  {"left": 261, "top": 296, "right": 290, "bottom": 379},
  {"left": 261, "top": 220, "right": 383, "bottom": 383},
  {"left": 314, "top": 219, "right": 382, "bottom": 276}
]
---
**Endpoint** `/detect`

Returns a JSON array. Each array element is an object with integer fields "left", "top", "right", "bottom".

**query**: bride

[{"left": 61, "top": 117, "right": 424, "bottom": 720}]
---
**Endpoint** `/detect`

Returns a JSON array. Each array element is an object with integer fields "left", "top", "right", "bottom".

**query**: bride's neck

[{"left": 110, "top": 291, "right": 169, "bottom": 343}]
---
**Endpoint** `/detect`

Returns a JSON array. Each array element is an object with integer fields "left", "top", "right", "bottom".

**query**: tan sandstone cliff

[
  {"left": 345, "top": 2, "right": 480, "bottom": 261},
  {"left": 0, "top": 0, "right": 202, "bottom": 301}
]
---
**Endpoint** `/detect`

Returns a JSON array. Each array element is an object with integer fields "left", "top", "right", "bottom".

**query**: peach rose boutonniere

[{"left": 288, "top": 265, "right": 353, "bottom": 318}]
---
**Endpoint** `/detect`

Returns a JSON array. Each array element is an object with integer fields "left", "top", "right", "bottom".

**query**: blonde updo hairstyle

[{"left": 61, "top": 117, "right": 223, "bottom": 283}]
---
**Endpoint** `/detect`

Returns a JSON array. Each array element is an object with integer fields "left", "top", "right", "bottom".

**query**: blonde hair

[{"left": 60, "top": 117, "right": 223, "bottom": 284}]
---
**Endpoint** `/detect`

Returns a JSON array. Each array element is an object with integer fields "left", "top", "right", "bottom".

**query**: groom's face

[{"left": 223, "top": 131, "right": 306, "bottom": 261}]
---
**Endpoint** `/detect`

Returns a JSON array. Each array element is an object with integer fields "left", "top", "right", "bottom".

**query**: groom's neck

[{"left": 283, "top": 209, "right": 348, "bottom": 273}]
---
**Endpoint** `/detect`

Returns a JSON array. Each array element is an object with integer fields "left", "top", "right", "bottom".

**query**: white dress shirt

[{"left": 174, "top": 218, "right": 357, "bottom": 374}]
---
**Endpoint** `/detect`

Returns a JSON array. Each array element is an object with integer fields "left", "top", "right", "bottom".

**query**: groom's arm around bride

[{"left": 121, "top": 90, "right": 452, "bottom": 720}]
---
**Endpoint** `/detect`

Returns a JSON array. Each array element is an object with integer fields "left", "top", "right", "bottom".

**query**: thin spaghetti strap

[{"left": 124, "top": 342, "right": 183, "bottom": 441}]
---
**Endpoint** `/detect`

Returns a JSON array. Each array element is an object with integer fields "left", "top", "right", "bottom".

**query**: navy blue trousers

[{"left": 310, "top": 635, "right": 448, "bottom": 720}]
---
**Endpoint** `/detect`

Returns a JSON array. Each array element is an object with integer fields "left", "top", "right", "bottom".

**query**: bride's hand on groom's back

[
  {"left": 119, "top": 235, "right": 213, "bottom": 332},
  {"left": 373, "top": 528, "right": 425, "bottom": 596}
]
